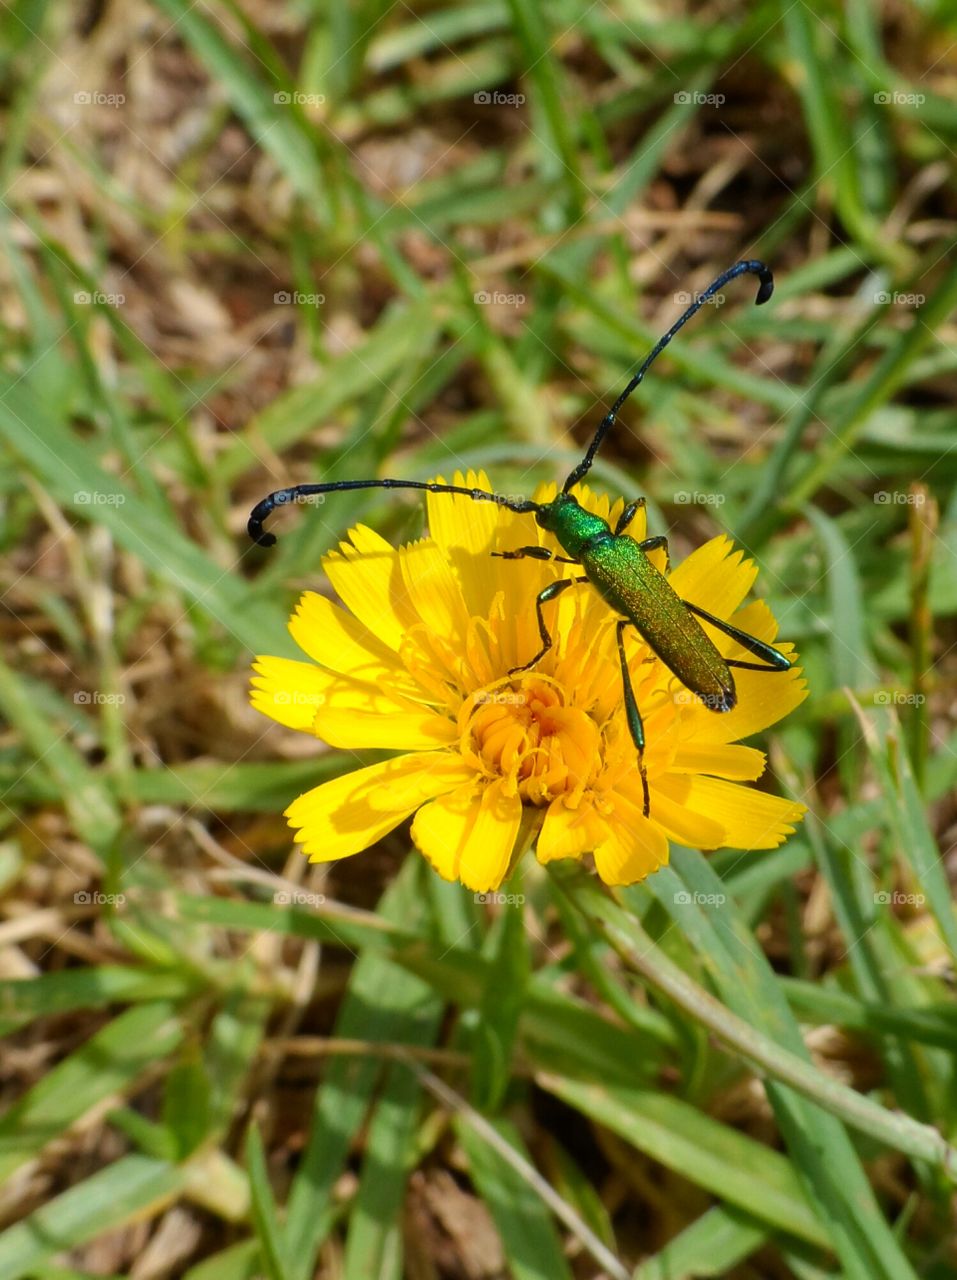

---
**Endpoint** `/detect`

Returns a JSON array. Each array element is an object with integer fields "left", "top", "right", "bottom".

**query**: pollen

[{"left": 459, "top": 675, "right": 603, "bottom": 806}]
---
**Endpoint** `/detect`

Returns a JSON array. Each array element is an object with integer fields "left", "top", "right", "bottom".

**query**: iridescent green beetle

[{"left": 248, "top": 260, "right": 791, "bottom": 816}]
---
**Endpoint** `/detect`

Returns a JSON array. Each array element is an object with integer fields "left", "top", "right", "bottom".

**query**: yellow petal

[
  {"left": 426, "top": 471, "right": 497, "bottom": 557},
  {"left": 691, "top": 598, "right": 793, "bottom": 667},
  {"left": 250, "top": 657, "right": 329, "bottom": 731},
  {"left": 399, "top": 538, "right": 470, "bottom": 637},
  {"left": 661, "top": 597, "right": 806, "bottom": 744},
  {"left": 630, "top": 777, "right": 726, "bottom": 849},
  {"left": 668, "top": 743, "right": 766, "bottom": 780},
  {"left": 674, "top": 776, "right": 807, "bottom": 850},
  {"left": 314, "top": 703, "right": 457, "bottom": 750},
  {"left": 593, "top": 793, "right": 670, "bottom": 885},
  {"left": 691, "top": 664, "right": 807, "bottom": 745},
  {"left": 287, "top": 751, "right": 472, "bottom": 861},
  {"left": 288, "top": 590, "right": 399, "bottom": 678},
  {"left": 667, "top": 535, "right": 758, "bottom": 620},
  {"left": 714, "top": 599, "right": 779, "bottom": 649},
  {"left": 427, "top": 472, "right": 501, "bottom": 619},
  {"left": 536, "top": 798, "right": 608, "bottom": 863},
  {"left": 411, "top": 777, "right": 522, "bottom": 891},
  {"left": 253, "top": 656, "right": 444, "bottom": 742},
  {"left": 323, "top": 524, "right": 418, "bottom": 651}
]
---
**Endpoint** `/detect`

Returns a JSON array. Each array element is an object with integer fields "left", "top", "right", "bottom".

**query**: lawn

[{"left": 1, "top": 2, "right": 956, "bottom": 1277}]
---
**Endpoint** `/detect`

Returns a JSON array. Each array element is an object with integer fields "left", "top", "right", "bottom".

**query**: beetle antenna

[
  {"left": 562, "top": 259, "right": 773, "bottom": 494},
  {"left": 248, "top": 478, "right": 541, "bottom": 547}
]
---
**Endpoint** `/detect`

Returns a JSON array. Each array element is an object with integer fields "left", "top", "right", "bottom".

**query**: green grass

[{"left": 2, "top": 1, "right": 957, "bottom": 1276}]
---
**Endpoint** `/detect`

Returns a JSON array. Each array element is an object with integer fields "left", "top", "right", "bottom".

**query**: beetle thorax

[{"left": 536, "top": 493, "right": 610, "bottom": 558}]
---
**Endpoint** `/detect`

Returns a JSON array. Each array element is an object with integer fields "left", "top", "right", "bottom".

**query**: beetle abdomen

[{"left": 584, "top": 539, "right": 736, "bottom": 712}]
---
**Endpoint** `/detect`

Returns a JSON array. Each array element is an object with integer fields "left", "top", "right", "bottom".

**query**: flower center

[{"left": 460, "top": 675, "right": 603, "bottom": 806}]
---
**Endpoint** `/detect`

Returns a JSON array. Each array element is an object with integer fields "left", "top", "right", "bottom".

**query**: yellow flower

[{"left": 251, "top": 472, "right": 807, "bottom": 890}]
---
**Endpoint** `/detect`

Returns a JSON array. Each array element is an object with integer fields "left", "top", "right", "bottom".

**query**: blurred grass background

[{"left": 1, "top": 1, "right": 957, "bottom": 1277}]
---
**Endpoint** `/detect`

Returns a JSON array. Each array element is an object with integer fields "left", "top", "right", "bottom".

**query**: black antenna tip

[
  {"left": 247, "top": 506, "right": 278, "bottom": 546},
  {"left": 754, "top": 269, "right": 774, "bottom": 306},
  {"left": 247, "top": 490, "right": 294, "bottom": 547},
  {"left": 247, "top": 509, "right": 277, "bottom": 546}
]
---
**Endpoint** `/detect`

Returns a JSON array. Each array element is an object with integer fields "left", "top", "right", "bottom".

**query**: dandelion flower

[{"left": 251, "top": 472, "right": 806, "bottom": 890}]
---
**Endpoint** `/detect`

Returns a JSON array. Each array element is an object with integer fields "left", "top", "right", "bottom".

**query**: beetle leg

[
  {"left": 636, "top": 533, "right": 670, "bottom": 573},
  {"left": 616, "top": 619, "right": 650, "bottom": 817},
  {"left": 493, "top": 545, "right": 580, "bottom": 564},
  {"left": 508, "top": 576, "right": 588, "bottom": 675},
  {"left": 614, "top": 498, "right": 646, "bottom": 536},
  {"left": 683, "top": 600, "right": 792, "bottom": 671}
]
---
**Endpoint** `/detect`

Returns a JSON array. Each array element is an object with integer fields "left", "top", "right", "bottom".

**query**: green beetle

[{"left": 248, "top": 260, "right": 791, "bottom": 815}]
